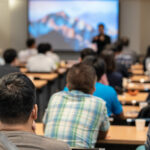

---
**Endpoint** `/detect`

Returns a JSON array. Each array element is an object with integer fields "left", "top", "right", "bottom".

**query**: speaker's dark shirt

[{"left": 92, "top": 34, "right": 111, "bottom": 54}]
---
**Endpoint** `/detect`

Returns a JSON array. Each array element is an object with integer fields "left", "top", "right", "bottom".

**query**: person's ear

[
  {"left": 90, "top": 86, "right": 96, "bottom": 95},
  {"left": 79, "top": 57, "right": 82, "bottom": 62},
  {"left": 31, "top": 104, "right": 38, "bottom": 120}
]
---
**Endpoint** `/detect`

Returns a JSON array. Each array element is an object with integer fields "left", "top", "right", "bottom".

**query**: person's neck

[
  {"left": 10, "top": 62, "right": 16, "bottom": 67},
  {"left": 0, "top": 122, "right": 33, "bottom": 133}
]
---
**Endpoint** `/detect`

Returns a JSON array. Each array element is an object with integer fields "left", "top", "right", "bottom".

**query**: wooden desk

[
  {"left": 57, "top": 68, "right": 67, "bottom": 74},
  {"left": 118, "top": 92, "right": 148, "bottom": 104},
  {"left": 130, "top": 75, "right": 150, "bottom": 82},
  {"left": 36, "top": 123, "right": 44, "bottom": 136},
  {"left": 26, "top": 73, "right": 58, "bottom": 81},
  {"left": 98, "top": 125, "right": 148, "bottom": 145},
  {"left": 131, "top": 64, "right": 143, "bottom": 70},
  {"left": 123, "top": 106, "right": 140, "bottom": 118},
  {"left": 131, "top": 70, "right": 144, "bottom": 75},
  {"left": 32, "top": 80, "right": 48, "bottom": 89},
  {"left": 127, "top": 82, "right": 150, "bottom": 91},
  {"left": 36, "top": 123, "right": 147, "bottom": 145},
  {"left": 20, "top": 67, "right": 28, "bottom": 73}
]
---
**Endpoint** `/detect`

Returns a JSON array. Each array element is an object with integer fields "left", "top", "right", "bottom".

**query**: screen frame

[{"left": 27, "top": 0, "right": 120, "bottom": 52}]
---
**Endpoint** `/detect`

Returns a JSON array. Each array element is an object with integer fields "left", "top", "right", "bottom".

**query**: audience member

[
  {"left": 115, "top": 37, "right": 136, "bottom": 69},
  {"left": 101, "top": 50, "right": 123, "bottom": 91},
  {"left": 143, "top": 46, "right": 150, "bottom": 72},
  {"left": 80, "top": 48, "right": 96, "bottom": 61},
  {"left": 43, "top": 63, "right": 110, "bottom": 148},
  {"left": 0, "top": 72, "right": 70, "bottom": 150},
  {"left": 45, "top": 43, "right": 60, "bottom": 65},
  {"left": 82, "top": 56, "right": 124, "bottom": 118},
  {"left": 19, "top": 38, "right": 37, "bottom": 63},
  {"left": 27, "top": 43, "right": 57, "bottom": 72},
  {"left": 0, "top": 49, "right": 20, "bottom": 78},
  {"left": 112, "top": 41, "right": 129, "bottom": 77},
  {"left": 80, "top": 48, "right": 108, "bottom": 85}
]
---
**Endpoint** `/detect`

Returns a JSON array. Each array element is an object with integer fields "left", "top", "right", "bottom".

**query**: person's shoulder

[
  {"left": 36, "top": 135, "right": 70, "bottom": 150},
  {"left": 24, "top": 132, "right": 70, "bottom": 150},
  {"left": 96, "top": 82, "right": 116, "bottom": 95},
  {"left": 87, "top": 93, "right": 106, "bottom": 106},
  {"left": 51, "top": 91, "right": 68, "bottom": 99}
]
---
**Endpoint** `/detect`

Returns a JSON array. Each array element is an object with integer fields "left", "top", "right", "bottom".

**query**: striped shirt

[{"left": 43, "top": 90, "right": 110, "bottom": 148}]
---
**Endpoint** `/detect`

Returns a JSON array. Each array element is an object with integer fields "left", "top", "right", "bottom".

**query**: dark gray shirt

[
  {"left": 0, "top": 131, "right": 70, "bottom": 150},
  {"left": 0, "top": 64, "right": 20, "bottom": 78}
]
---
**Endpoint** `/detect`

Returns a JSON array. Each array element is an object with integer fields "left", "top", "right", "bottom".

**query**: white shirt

[
  {"left": 27, "top": 54, "right": 57, "bottom": 72},
  {"left": 19, "top": 48, "right": 38, "bottom": 63},
  {"left": 0, "top": 57, "right": 5, "bottom": 65},
  {"left": 46, "top": 52, "right": 60, "bottom": 64}
]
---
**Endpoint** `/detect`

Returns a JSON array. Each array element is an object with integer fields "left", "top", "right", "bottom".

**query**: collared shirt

[
  {"left": 26, "top": 54, "right": 57, "bottom": 72},
  {"left": 64, "top": 82, "right": 123, "bottom": 117},
  {"left": 18, "top": 48, "right": 38, "bottom": 63},
  {"left": 46, "top": 51, "right": 60, "bottom": 65},
  {"left": 43, "top": 90, "right": 110, "bottom": 148}
]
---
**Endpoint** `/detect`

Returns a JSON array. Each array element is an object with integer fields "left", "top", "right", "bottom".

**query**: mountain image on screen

[{"left": 29, "top": 11, "right": 97, "bottom": 51}]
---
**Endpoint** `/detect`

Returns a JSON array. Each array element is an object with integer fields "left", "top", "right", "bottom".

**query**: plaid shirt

[{"left": 43, "top": 90, "right": 110, "bottom": 148}]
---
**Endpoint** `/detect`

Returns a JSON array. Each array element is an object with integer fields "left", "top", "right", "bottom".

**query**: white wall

[
  {"left": 9, "top": 0, "right": 27, "bottom": 50},
  {"left": 120, "top": 0, "right": 141, "bottom": 54},
  {"left": 0, "top": 0, "right": 150, "bottom": 56},
  {"left": 0, "top": 0, "right": 10, "bottom": 50},
  {"left": 140, "top": 0, "right": 150, "bottom": 54},
  {"left": 0, "top": 0, "right": 27, "bottom": 51}
]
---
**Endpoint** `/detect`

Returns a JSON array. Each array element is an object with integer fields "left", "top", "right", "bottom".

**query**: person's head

[
  {"left": 3, "top": 49, "right": 18, "bottom": 65},
  {"left": 120, "top": 37, "right": 130, "bottom": 47},
  {"left": 37, "top": 43, "right": 50, "bottom": 54},
  {"left": 82, "top": 56, "right": 106, "bottom": 81},
  {"left": 98, "top": 24, "right": 105, "bottom": 34},
  {"left": 45, "top": 43, "right": 53, "bottom": 52},
  {"left": 67, "top": 63, "right": 96, "bottom": 94},
  {"left": 80, "top": 48, "right": 96, "bottom": 61},
  {"left": 0, "top": 72, "right": 37, "bottom": 125},
  {"left": 112, "top": 41, "right": 123, "bottom": 54},
  {"left": 101, "top": 50, "right": 115, "bottom": 73},
  {"left": 146, "top": 46, "right": 150, "bottom": 58},
  {"left": 26, "top": 38, "right": 36, "bottom": 48}
]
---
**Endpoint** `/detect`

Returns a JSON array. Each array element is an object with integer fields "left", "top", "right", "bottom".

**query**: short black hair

[
  {"left": 101, "top": 50, "right": 115, "bottom": 73},
  {"left": 3, "top": 49, "right": 17, "bottom": 64},
  {"left": 37, "top": 43, "right": 50, "bottom": 54},
  {"left": 82, "top": 56, "right": 106, "bottom": 81},
  {"left": 45, "top": 43, "right": 52, "bottom": 51},
  {"left": 112, "top": 41, "right": 123, "bottom": 53},
  {"left": 98, "top": 23, "right": 105, "bottom": 28},
  {"left": 67, "top": 63, "right": 96, "bottom": 94},
  {"left": 0, "top": 72, "right": 36, "bottom": 124},
  {"left": 26, "top": 38, "right": 35, "bottom": 48},
  {"left": 80, "top": 48, "right": 96, "bottom": 60}
]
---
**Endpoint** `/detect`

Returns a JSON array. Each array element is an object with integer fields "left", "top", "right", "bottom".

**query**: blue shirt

[{"left": 64, "top": 82, "right": 123, "bottom": 116}]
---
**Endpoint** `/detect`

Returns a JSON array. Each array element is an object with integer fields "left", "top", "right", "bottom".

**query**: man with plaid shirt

[{"left": 43, "top": 63, "right": 110, "bottom": 148}]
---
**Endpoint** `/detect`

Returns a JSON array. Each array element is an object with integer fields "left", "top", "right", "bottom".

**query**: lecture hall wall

[{"left": 0, "top": 0, "right": 150, "bottom": 59}]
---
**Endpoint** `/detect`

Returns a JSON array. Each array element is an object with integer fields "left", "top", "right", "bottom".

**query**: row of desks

[{"left": 35, "top": 123, "right": 148, "bottom": 145}]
